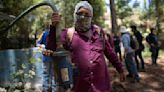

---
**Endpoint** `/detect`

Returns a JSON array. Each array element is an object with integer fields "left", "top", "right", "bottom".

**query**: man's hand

[
  {"left": 150, "top": 43, "right": 155, "bottom": 47},
  {"left": 42, "top": 49, "right": 54, "bottom": 56},
  {"left": 38, "top": 44, "right": 45, "bottom": 49},
  {"left": 119, "top": 72, "right": 126, "bottom": 82},
  {"left": 51, "top": 12, "right": 61, "bottom": 27}
]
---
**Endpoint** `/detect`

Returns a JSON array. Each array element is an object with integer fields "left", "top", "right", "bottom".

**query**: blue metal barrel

[
  {"left": 0, "top": 48, "right": 73, "bottom": 91},
  {"left": 0, "top": 48, "right": 43, "bottom": 88}
]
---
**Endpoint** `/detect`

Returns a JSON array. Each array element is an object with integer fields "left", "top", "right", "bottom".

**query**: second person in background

[
  {"left": 130, "top": 25, "right": 145, "bottom": 71},
  {"left": 120, "top": 26, "right": 140, "bottom": 83}
]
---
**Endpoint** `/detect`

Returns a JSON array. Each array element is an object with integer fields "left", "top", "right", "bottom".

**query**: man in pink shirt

[{"left": 46, "top": 1, "right": 125, "bottom": 92}]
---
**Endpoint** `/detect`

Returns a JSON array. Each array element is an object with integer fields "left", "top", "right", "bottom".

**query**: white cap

[
  {"left": 74, "top": 1, "right": 93, "bottom": 16},
  {"left": 120, "top": 26, "right": 128, "bottom": 33}
]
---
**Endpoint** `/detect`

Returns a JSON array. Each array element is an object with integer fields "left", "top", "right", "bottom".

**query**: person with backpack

[
  {"left": 37, "top": 22, "right": 56, "bottom": 92},
  {"left": 44, "top": 1, "right": 125, "bottom": 92},
  {"left": 130, "top": 25, "right": 145, "bottom": 71},
  {"left": 146, "top": 28, "right": 159, "bottom": 65},
  {"left": 113, "top": 33, "right": 122, "bottom": 62},
  {"left": 119, "top": 26, "right": 140, "bottom": 82}
]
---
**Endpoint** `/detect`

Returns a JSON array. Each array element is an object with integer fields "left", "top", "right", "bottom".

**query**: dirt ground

[{"left": 109, "top": 56, "right": 164, "bottom": 92}]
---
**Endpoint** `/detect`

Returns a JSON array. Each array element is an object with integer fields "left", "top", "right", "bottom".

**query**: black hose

[{"left": 0, "top": 1, "right": 58, "bottom": 36}]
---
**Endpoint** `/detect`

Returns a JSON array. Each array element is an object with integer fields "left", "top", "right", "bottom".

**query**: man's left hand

[{"left": 119, "top": 72, "right": 126, "bottom": 82}]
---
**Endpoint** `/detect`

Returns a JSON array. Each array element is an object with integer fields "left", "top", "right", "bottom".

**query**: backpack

[
  {"left": 146, "top": 35, "right": 150, "bottom": 44},
  {"left": 130, "top": 35, "right": 139, "bottom": 50},
  {"left": 67, "top": 25, "right": 105, "bottom": 46}
]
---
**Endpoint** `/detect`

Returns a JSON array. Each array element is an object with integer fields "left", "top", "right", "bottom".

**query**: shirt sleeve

[
  {"left": 122, "top": 35, "right": 129, "bottom": 49},
  {"left": 46, "top": 25, "right": 56, "bottom": 51},
  {"left": 60, "top": 29, "right": 71, "bottom": 50},
  {"left": 103, "top": 32, "right": 123, "bottom": 73}
]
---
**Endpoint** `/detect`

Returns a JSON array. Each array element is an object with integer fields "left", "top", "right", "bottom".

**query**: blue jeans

[
  {"left": 125, "top": 52, "right": 140, "bottom": 81},
  {"left": 43, "top": 61, "right": 56, "bottom": 92}
]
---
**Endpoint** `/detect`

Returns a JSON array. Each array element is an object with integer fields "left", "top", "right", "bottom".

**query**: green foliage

[
  {"left": 115, "top": 0, "right": 133, "bottom": 23},
  {"left": 132, "top": 0, "right": 140, "bottom": 8},
  {"left": 29, "top": 57, "right": 41, "bottom": 64},
  {"left": 8, "top": 53, "right": 40, "bottom": 92},
  {"left": 60, "top": 0, "right": 106, "bottom": 27},
  {"left": 0, "top": 0, "right": 106, "bottom": 49},
  {"left": 141, "top": 0, "right": 164, "bottom": 20},
  {"left": 142, "top": 0, "right": 156, "bottom": 20},
  {"left": 87, "top": 0, "right": 106, "bottom": 27},
  {"left": 1, "top": 0, "right": 35, "bottom": 38},
  {"left": 60, "top": 0, "right": 80, "bottom": 28},
  {"left": 141, "top": 0, "right": 164, "bottom": 34},
  {"left": 116, "top": 0, "right": 132, "bottom": 19},
  {"left": 0, "top": 0, "right": 60, "bottom": 49},
  {"left": 14, "top": 90, "right": 21, "bottom": 92}
]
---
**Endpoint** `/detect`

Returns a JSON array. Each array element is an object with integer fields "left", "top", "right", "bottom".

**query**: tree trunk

[
  {"left": 109, "top": 0, "right": 118, "bottom": 34},
  {"left": 155, "top": 0, "right": 163, "bottom": 35}
]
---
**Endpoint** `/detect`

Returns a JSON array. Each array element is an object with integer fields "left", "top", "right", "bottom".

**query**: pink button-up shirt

[{"left": 47, "top": 25, "right": 123, "bottom": 92}]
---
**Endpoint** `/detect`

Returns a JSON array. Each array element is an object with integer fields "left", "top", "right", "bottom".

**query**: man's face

[
  {"left": 131, "top": 27, "right": 136, "bottom": 32},
  {"left": 118, "top": 32, "right": 121, "bottom": 37},
  {"left": 75, "top": 7, "right": 92, "bottom": 32},
  {"left": 152, "top": 30, "right": 156, "bottom": 34},
  {"left": 76, "top": 7, "right": 92, "bottom": 18}
]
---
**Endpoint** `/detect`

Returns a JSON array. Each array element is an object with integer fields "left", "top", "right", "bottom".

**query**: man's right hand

[
  {"left": 51, "top": 12, "right": 61, "bottom": 27},
  {"left": 42, "top": 49, "right": 54, "bottom": 56},
  {"left": 151, "top": 43, "right": 155, "bottom": 47},
  {"left": 119, "top": 72, "right": 126, "bottom": 82}
]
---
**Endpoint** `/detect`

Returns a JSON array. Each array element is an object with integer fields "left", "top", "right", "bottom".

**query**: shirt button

[
  {"left": 91, "top": 83, "right": 94, "bottom": 86},
  {"left": 90, "top": 72, "right": 93, "bottom": 75},
  {"left": 90, "top": 61, "right": 93, "bottom": 63}
]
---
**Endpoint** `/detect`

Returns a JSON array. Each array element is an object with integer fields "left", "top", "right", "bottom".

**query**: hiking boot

[
  {"left": 126, "top": 74, "right": 133, "bottom": 78},
  {"left": 135, "top": 79, "right": 140, "bottom": 83},
  {"left": 130, "top": 78, "right": 140, "bottom": 83},
  {"left": 139, "top": 69, "right": 146, "bottom": 72}
]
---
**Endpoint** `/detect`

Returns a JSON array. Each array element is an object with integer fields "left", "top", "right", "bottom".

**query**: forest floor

[{"left": 109, "top": 55, "right": 164, "bottom": 92}]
